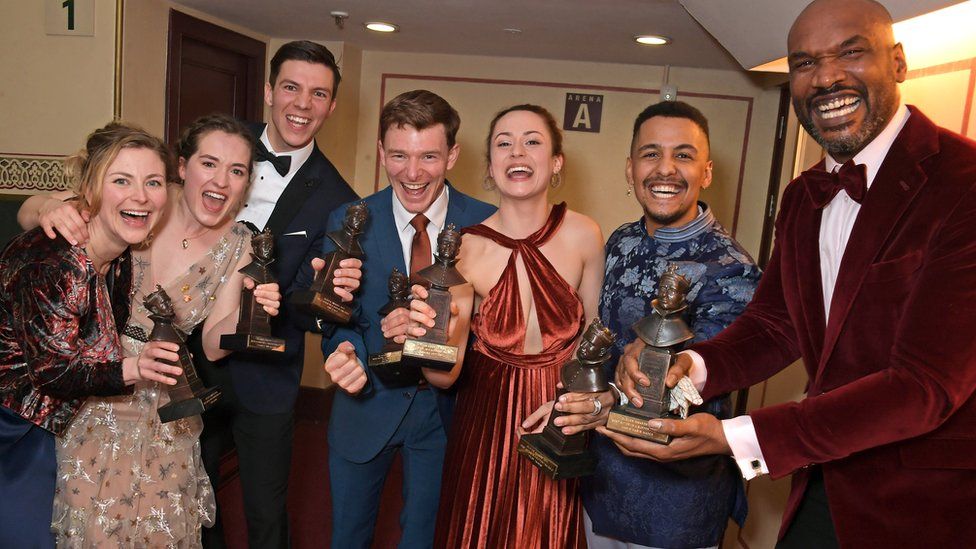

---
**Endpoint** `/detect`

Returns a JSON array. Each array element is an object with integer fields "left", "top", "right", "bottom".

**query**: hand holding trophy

[
  {"left": 400, "top": 224, "right": 466, "bottom": 371},
  {"left": 368, "top": 268, "right": 419, "bottom": 384},
  {"left": 605, "top": 264, "right": 693, "bottom": 444},
  {"left": 220, "top": 228, "right": 287, "bottom": 354},
  {"left": 147, "top": 286, "right": 222, "bottom": 423},
  {"left": 291, "top": 202, "right": 368, "bottom": 323},
  {"left": 518, "top": 318, "right": 615, "bottom": 479}
]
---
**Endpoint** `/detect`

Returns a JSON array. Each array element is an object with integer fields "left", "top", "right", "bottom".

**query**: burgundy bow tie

[{"left": 803, "top": 160, "right": 868, "bottom": 209}]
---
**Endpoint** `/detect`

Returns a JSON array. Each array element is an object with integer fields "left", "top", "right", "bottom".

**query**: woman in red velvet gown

[{"left": 413, "top": 105, "right": 605, "bottom": 548}]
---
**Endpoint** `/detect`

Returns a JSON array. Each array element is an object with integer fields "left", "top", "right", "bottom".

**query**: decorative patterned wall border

[{"left": 0, "top": 154, "right": 68, "bottom": 192}]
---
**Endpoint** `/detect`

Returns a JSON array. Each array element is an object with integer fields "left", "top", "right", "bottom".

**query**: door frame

[{"left": 165, "top": 10, "right": 266, "bottom": 144}]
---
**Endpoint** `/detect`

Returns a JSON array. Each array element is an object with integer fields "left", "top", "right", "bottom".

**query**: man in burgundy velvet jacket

[{"left": 607, "top": 0, "right": 976, "bottom": 546}]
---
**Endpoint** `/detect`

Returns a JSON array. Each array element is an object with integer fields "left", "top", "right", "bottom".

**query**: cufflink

[{"left": 750, "top": 459, "right": 763, "bottom": 477}]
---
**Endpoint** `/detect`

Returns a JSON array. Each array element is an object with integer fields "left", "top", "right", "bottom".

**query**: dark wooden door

[{"left": 166, "top": 10, "right": 266, "bottom": 145}]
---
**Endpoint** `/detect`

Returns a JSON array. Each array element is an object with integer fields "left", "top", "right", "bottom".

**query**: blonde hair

[{"left": 65, "top": 121, "right": 174, "bottom": 216}]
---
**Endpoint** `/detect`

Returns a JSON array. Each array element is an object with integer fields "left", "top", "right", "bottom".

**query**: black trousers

[
  {"left": 776, "top": 466, "right": 840, "bottom": 549},
  {"left": 194, "top": 332, "right": 294, "bottom": 549}
]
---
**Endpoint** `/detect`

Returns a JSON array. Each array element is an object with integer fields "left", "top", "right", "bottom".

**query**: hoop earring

[
  {"left": 483, "top": 174, "right": 497, "bottom": 191},
  {"left": 550, "top": 172, "right": 562, "bottom": 189}
]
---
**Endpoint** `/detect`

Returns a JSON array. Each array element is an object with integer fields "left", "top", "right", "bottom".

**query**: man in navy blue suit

[
  {"left": 195, "top": 41, "right": 359, "bottom": 548},
  {"left": 303, "top": 90, "right": 494, "bottom": 548}
]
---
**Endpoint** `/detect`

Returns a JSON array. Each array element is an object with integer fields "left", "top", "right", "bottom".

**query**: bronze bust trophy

[
  {"left": 147, "top": 286, "right": 222, "bottom": 423},
  {"left": 220, "top": 228, "right": 287, "bottom": 354},
  {"left": 518, "top": 318, "right": 615, "bottom": 479},
  {"left": 368, "top": 268, "right": 420, "bottom": 384},
  {"left": 605, "top": 264, "right": 694, "bottom": 444},
  {"left": 400, "top": 224, "right": 467, "bottom": 371},
  {"left": 291, "top": 202, "right": 368, "bottom": 323}
]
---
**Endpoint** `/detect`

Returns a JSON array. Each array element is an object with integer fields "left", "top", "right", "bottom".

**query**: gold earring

[
  {"left": 550, "top": 172, "right": 562, "bottom": 188},
  {"left": 627, "top": 185, "right": 632, "bottom": 196}
]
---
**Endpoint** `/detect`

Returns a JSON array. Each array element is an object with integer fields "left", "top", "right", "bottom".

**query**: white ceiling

[{"left": 173, "top": 0, "right": 963, "bottom": 71}]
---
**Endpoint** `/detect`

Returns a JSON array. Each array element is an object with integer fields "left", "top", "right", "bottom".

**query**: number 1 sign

[{"left": 45, "top": 0, "right": 95, "bottom": 36}]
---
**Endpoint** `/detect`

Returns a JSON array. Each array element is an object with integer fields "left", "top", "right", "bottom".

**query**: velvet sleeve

[
  {"left": 13, "top": 262, "right": 127, "bottom": 399},
  {"left": 693, "top": 231, "right": 804, "bottom": 400},
  {"left": 745, "top": 184, "right": 976, "bottom": 478}
]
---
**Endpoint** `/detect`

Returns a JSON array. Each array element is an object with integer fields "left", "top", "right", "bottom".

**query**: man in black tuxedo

[{"left": 195, "top": 41, "right": 358, "bottom": 548}]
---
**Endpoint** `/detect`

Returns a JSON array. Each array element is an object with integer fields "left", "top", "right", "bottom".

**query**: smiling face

[
  {"left": 379, "top": 123, "right": 459, "bottom": 214},
  {"left": 628, "top": 116, "right": 712, "bottom": 232},
  {"left": 88, "top": 147, "right": 169, "bottom": 247},
  {"left": 487, "top": 110, "right": 564, "bottom": 200},
  {"left": 264, "top": 60, "right": 337, "bottom": 152},
  {"left": 178, "top": 130, "right": 251, "bottom": 228},
  {"left": 787, "top": 0, "right": 906, "bottom": 162}
]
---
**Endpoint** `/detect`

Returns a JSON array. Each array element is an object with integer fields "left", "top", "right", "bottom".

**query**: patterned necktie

[
  {"left": 409, "top": 214, "right": 432, "bottom": 282},
  {"left": 803, "top": 160, "right": 868, "bottom": 209},
  {"left": 255, "top": 140, "right": 291, "bottom": 177}
]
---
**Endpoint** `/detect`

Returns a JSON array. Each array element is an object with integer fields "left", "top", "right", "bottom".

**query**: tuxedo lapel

[
  {"left": 818, "top": 108, "right": 940, "bottom": 376},
  {"left": 265, "top": 146, "right": 326, "bottom": 237},
  {"left": 792, "top": 164, "right": 828, "bottom": 367}
]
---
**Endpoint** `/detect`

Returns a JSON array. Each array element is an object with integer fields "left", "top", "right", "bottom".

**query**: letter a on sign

[{"left": 563, "top": 93, "right": 603, "bottom": 133}]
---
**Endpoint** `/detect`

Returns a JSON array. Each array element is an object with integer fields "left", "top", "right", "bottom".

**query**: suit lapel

[
  {"left": 265, "top": 145, "right": 326, "bottom": 237},
  {"left": 444, "top": 182, "right": 469, "bottom": 227},
  {"left": 369, "top": 187, "right": 407, "bottom": 275},
  {"left": 818, "top": 108, "right": 939, "bottom": 375}
]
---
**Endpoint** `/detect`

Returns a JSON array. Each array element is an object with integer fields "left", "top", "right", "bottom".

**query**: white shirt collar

[
  {"left": 825, "top": 103, "right": 910, "bottom": 189},
  {"left": 259, "top": 126, "right": 314, "bottom": 179},
  {"left": 391, "top": 185, "right": 450, "bottom": 233}
]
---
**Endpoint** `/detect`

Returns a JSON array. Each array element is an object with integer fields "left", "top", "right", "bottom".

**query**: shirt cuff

[
  {"left": 722, "top": 415, "right": 769, "bottom": 480},
  {"left": 607, "top": 381, "right": 629, "bottom": 407},
  {"left": 680, "top": 349, "right": 707, "bottom": 392}
]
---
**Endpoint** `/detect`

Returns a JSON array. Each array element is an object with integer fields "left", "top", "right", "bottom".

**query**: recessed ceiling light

[
  {"left": 365, "top": 22, "right": 399, "bottom": 33},
  {"left": 635, "top": 35, "right": 671, "bottom": 46}
]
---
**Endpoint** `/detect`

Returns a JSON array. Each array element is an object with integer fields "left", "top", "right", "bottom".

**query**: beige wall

[
  {"left": 352, "top": 51, "right": 783, "bottom": 258},
  {"left": 0, "top": 0, "right": 117, "bottom": 155}
]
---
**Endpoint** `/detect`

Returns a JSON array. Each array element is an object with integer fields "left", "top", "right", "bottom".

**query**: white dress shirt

[
  {"left": 686, "top": 103, "right": 911, "bottom": 479},
  {"left": 391, "top": 186, "right": 450, "bottom": 270},
  {"left": 237, "top": 127, "right": 315, "bottom": 231}
]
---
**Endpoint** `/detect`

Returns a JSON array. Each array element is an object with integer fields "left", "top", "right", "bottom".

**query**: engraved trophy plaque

[
  {"left": 368, "top": 268, "right": 420, "bottom": 384},
  {"left": 605, "top": 264, "right": 693, "bottom": 444},
  {"left": 518, "top": 318, "right": 615, "bottom": 479},
  {"left": 400, "top": 224, "right": 466, "bottom": 371},
  {"left": 147, "top": 286, "right": 222, "bottom": 423},
  {"left": 220, "top": 228, "right": 287, "bottom": 354},
  {"left": 291, "top": 202, "right": 368, "bottom": 323}
]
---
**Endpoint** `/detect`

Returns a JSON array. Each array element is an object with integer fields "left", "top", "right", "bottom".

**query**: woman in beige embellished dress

[{"left": 21, "top": 114, "right": 281, "bottom": 547}]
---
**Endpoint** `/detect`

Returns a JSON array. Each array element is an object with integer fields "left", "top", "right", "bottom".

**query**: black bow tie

[
  {"left": 255, "top": 140, "right": 291, "bottom": 177},
  {"left": 803, "top": 160, "right": 868, "bottom": 209}
]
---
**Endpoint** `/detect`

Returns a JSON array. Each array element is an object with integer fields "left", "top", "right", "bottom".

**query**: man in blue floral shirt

[{"left": 581, "top": 101, "right": 760, "bottom": 548}]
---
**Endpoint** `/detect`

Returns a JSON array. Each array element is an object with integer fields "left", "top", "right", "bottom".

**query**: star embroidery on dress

[
  {"left": 196, "top": 275, "right": 213, "bottom": 292},
  {"left": 198, "top": 266, "right": 206, "bottom": 274}
]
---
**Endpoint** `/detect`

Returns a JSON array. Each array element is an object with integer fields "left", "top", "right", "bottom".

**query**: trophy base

[
  {"left": 291, "top": 290, "right": 352, "bottom": 324},
  {"left": 368, "top": 351, "right": 422, "bottom": 385},
  {"left": 220, "top": 333, "right": 286, "bottom": 355},
  {"left": 400, "top": 339, "right": 457, "bottom": 371},
  {"left": 157, "top": 386, "right": 221, "bottom": 423},
  {"left": 517, "top": 434, "right": 596, "bottom": 480},
  {"left": 605, "top": 406, "right": 672, "bottom": 444}
]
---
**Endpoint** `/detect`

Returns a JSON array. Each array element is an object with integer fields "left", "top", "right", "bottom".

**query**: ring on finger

[{"left": 589, "top": 397, "right": 603, "bottom": 416}]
